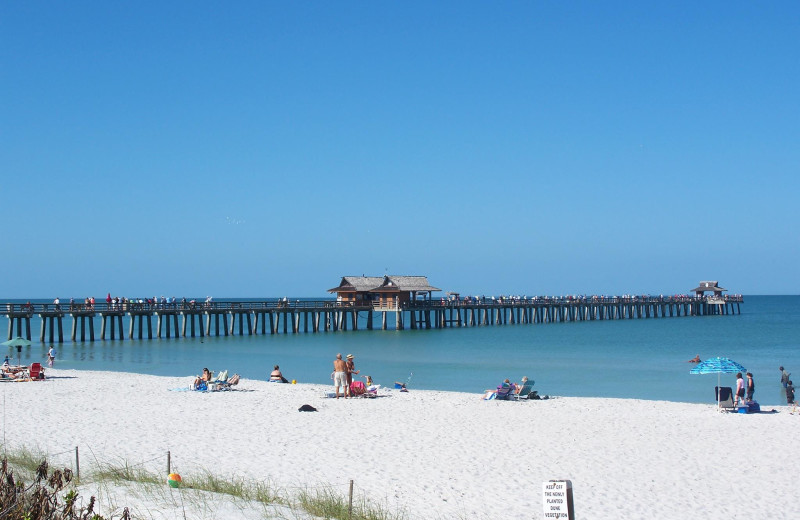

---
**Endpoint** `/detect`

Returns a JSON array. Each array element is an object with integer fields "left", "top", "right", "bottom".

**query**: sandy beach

[{"left": 1, "top": 369, "right": 798, "bottom": 519}]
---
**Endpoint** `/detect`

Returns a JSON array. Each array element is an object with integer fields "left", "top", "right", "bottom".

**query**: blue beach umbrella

[{"left": 690, "top": 357, "right": 747, "bottom": 408}]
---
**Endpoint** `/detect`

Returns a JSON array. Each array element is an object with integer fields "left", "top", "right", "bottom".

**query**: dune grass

[{"left": 0, "top": 444, "right": 407, "bottom": 520}]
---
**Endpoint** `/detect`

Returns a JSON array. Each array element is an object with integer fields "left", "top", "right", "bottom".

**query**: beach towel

[{"left": 298, "top": 404, "right": 317, "bottom": 412}]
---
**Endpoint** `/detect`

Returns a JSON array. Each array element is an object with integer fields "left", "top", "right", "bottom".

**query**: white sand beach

[{"left": 1, "top": 369, "right": 798, "bottom": 519}]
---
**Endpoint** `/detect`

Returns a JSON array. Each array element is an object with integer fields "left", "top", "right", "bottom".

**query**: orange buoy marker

[{"left": 167, "top": 473, "right": 182, "bottom": 488}]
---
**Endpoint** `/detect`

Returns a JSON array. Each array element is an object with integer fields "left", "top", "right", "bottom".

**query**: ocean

[{"left": 3, "top": 296, "right": 798, "bottom": 405}]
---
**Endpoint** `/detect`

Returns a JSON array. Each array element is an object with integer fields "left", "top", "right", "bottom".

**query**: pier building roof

[
  {"left": 328, "top": 276, "right": 385, "bottom": 293},
  {"left": 691, "top": 281, "right": 727, "bottom": 293},
  {"left": 328, "top": 275, "right": 440, "bottom": 294}
]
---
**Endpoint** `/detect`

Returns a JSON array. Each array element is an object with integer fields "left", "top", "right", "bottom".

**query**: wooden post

[
  {"left": 167, "top": 450, "right": 171, "bottom": 474},
  {"left": 75, "top": 446, "right": 80, "bottom": 481},
  {"left": 348, "top": 479, "right": 354, "bottom": 519}
]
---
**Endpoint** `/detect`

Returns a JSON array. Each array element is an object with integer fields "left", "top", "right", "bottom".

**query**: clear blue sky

[{"left": 1, "top": 2, "right": 798, "bottom": 298}]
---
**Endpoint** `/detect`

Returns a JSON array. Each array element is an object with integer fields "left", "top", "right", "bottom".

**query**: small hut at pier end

[
  {"left": 328, "top": 275, "right": 441, "bottom": 310},
  {"left": 691, "top": 281, "right": 727, "bottom": 297}
]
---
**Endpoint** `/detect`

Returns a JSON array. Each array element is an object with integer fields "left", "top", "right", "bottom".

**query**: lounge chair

[
  {"left": 28, "top": 363, "right": 44, "bottom": 381},
  {"left": 350, "top": 380, "right": 367, "bottom": 397},
  {"left": 715, "top": 386, "right": 735, "bottom": 412},
  {"left": 495, "top": 384, "right": 514, "bottom": 401},
  {"left": 217, "top": 373, "right": 240, "bottom": 390},
  {"left": 212, "top": 370, "right": 228, "bottom": 384},
  {"left": 512, "top": 378, "right": 535, "bottom": 401}
]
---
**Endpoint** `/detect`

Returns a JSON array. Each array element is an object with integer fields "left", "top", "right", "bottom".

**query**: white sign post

[{"left": 542, "top": 480, "right": 574, "bottom": 520}]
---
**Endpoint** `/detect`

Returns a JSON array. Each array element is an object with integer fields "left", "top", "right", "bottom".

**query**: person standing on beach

[
  {"left": 333, "top": 353, "right": 348, "bottom": 398},
  {"left": 345, "top": 354, "right": 360, "bottom": 390},
  {"left": 745, "top": 372, "right": 755, "bottom": 401},
  {"left": 734, "top": 372, "right": 746, "bottom": 407},
  {"left": 47, "top": 347, "right": 55, "bottom": 367}
]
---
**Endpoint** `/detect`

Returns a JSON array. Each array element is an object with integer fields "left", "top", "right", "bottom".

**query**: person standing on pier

[{"left": 333, "top": 353, "right": 348, "bottom": 398}]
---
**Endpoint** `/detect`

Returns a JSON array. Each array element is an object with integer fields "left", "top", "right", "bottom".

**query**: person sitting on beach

[
  {"left": 193, "top": 368, "right": 212, "bottom": 388},
  {"left": 269, "top": 365, "right": 289, "bottom": 383},
  {"left": 688, "top": 355, "right": 701, "bottom": 363},
  {"left": 514, "top": 376, "right": 529, "bottom": 395},
  {"left": 483, "top": 379, "right": 515, "bottom": 400}
]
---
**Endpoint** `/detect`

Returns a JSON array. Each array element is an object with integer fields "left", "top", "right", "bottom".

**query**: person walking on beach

[
  {"left": 345, "top": 354, "right": 360, "bottom": 389},
  {"left": 47, "top": 347, "right": 55, "bottom": 367},
  {"left": 745, "top": 372, "right": 755, "bottom": 402},
  {"left": 734, "top": 372, "right": 746, "bottom": 407},
  {"left": 333, "top": 353, "right": 348, "bottom": 398}
]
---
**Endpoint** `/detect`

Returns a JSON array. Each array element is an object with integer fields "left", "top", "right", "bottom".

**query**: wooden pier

[{"left": 2, "top": 295, "right": 743, "bottom": 344}]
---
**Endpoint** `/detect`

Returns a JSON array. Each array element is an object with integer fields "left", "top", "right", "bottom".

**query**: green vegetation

[{"left": 0, "top": 446, "right": 406, "bottom": 520}]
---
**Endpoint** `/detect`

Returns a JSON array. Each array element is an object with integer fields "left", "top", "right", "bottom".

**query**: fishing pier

[{"left": 3, "top": 278, "right": 742, "bottom": 344}]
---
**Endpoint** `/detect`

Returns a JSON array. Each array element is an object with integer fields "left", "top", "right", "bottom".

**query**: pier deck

[{"left": 2, "top": 295, "right": 743, "bottom": 343}]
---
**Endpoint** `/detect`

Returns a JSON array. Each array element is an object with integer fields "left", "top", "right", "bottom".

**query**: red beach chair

[{"left": 28, "top": 363, "right": 44, "bottom": 381}]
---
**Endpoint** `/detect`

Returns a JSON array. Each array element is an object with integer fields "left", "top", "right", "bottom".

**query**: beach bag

[{"left": 350, "top": 381, "right": 366, "bottom": 396}]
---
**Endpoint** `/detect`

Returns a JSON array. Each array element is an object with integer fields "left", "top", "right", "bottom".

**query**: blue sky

[{"left": 1, "top": 2, "right": 798, "bottom": 298}]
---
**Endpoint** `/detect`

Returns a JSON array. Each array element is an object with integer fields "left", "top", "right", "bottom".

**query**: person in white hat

[{"left": 345, "top": 354, "right": 360, "bottom": 393}]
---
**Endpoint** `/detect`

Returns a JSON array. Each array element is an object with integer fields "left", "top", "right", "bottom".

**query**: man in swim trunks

[{"left": 333, "top": 353, "right": 348, "bottom": 399}]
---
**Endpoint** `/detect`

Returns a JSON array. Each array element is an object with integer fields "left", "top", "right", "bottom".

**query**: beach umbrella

[
  {"left": 1, "top": 337, "right": 31, "bottom": 348},
  {"left": 690, "top": 357, "right": 747, "bottom": 409},
  {"left": 2, "top": 337, "right": 32, "bottom": 367}
]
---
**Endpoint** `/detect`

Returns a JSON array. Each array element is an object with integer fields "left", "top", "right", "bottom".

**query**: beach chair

[
  {"left": 210, "top": 370, "right": 228, "bottom": 388},
  {"left": 512, "top": 378, "right": 535, "bottom": 401},
  {"left": 715, "top": 386, "right": 735, "bottom": 412},
  {"left": 217, "top": 373, "right": 240, "bottom": 390},
  {"left": 495, "top": 384, "right": 514, "bottom": 401},
  {"left": 28, "top": 363, "right": 43, "bottom": 381},
  {"left": 350, "top": 380, "right": 367, "bottom": 397}
]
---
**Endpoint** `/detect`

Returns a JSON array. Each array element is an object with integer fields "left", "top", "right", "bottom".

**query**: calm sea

[{"left": 3, "top": 296, "right": 798, "bottom": 405}]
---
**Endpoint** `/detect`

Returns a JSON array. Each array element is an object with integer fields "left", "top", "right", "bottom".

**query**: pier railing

[{"left": 1, "top": 295, "right": 744, "bottom": 316}]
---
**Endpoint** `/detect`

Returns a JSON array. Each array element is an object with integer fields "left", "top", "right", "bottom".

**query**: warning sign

[{"left": 542, "top": 480, "right": 574, "bottom": 520}]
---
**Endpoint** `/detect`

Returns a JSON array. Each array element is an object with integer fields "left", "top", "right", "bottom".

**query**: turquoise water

[{"left": 3, "top": 296, "right": 798, "bottom": 405}]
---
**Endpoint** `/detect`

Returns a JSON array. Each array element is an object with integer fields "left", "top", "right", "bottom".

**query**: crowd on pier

[
  {"left": 442, "top": 293, "right": 744, "bottom": 305},
  {"left": 48, "top": 295, "right": 216, "bottom": 312}
]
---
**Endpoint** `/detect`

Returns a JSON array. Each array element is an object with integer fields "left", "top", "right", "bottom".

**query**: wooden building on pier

[
  {"left": 691, "top": 281, "right": 726, "bottom": 297},
  {"left": 328, "top": 275, "right": 441, "bottom": 310}
]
